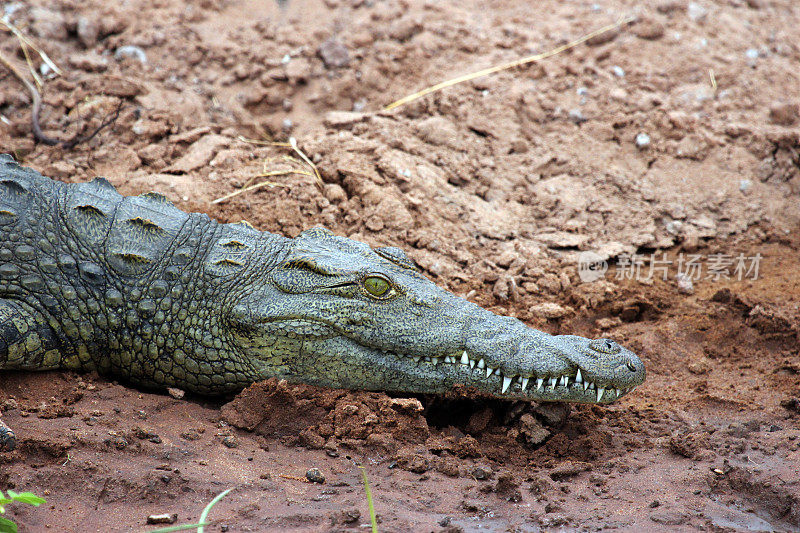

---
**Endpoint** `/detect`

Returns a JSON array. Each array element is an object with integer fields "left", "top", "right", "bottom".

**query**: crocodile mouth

[
  {"left": 385, "top": 349, "right": 637, "bottom": 403},
  {"left": 250, "top": 318, "right": 642, "bottom": 404}
]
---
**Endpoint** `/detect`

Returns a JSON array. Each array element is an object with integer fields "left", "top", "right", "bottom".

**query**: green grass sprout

[
  {"left": 145, "top": 488, "right": 232, "bottom": 533},
  {"left": 0, "top": 490, "right": 47, "bottom": 533},
  {"left": 358, "top": 467, "right": 378, "bottom": 533}
]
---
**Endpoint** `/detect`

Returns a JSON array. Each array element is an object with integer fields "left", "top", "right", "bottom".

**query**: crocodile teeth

[
  {"left": 560, "top": 375, "right": 569, "bottom": 388},
  {"left": 469, "top": 359, "right": 476, "bottom": 369},
  {"left": 413, "top": 356, "right": 421, "bottom": 364},
  {"left": 477, "top": 358, "right": 485, "bottom": 369},
  {"left": 521, "top": 377, "right": 529, "bottom": 391},
  {"left": 583, "top": 380, "right": 590, "bottom": 391},
  {"left": 486, "top": 367, "right": 494, "bottom": 378},
  {"left": 461, "top": 351, "right": 470, "bottom": 365},
  {"left": 501, "top": 376, "right": 512, "bottom": 394},
  {"left": 597, "top": 387, "right": 605, "bottom": 402},
  {"left": 549, "top": 377, "right": 557, "bottom": 390},
  {"left": 614, "top": 388, "right": 621, "bottom": 398},
  {"left": 575, "top": 369, "right": 583, "bottom": 384},
  {"left": 536, "top": 378, "right": 544, "bottom": 390},
  {"left": 444, "top": 356, "right": 453, "bottom": 364}
]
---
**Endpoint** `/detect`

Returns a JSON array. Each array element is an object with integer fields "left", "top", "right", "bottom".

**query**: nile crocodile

[{"left": 0, "top": 155, "right": 645, "bottom": 452}]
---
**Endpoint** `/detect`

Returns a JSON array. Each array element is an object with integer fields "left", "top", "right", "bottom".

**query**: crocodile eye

[
  {"left": 363, "top": 275, "right": 391, "bottom": 298},
  {"left": 589, "top": 339, "right": 621, "bottom": 354}
]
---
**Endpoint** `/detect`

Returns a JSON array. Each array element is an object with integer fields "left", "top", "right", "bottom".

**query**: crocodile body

[{"left": 0, "top": 155, "right": 645, "bottom": 451}]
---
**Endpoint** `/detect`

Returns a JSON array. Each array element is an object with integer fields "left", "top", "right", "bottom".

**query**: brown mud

[{"left": 1, "top": 0, "right": 799, "bottom": 531}]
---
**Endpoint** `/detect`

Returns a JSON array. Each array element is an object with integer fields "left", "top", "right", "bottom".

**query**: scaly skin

[{"left": 0, "top": 155, "right": 645, "bottom": 451}]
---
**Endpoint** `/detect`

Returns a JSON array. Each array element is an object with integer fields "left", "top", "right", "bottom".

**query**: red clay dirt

[{"left": 1, "top": 0, "right": 799, "bottom": 531}]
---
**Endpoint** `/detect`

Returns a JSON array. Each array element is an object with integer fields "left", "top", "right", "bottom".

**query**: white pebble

[
  {"left": 665, "top": 220, "right": 683, "bottom": 235},
  {"left": 676, "top": 273, "right": 694, "bottom": 294},
  {"left": 612, "top": 66, "right": 625, "bottom": 77},
  {"left": 739, "top": 179, "right": 752, "bottom": 194},
  {"left": 114, "top": 45, "right": 148, "bottom": 64},
  {"left": 568, "top": 109, "right": 586, "bottom": 123},
  {"left": 745, "top": 48, "right": 759, "bottom": 59},
  {"left": 635, "top": 132, "right": 651, "bottom": 148},
  {"left": 687, "top": 2, "right": 708, "bottom": 22}
]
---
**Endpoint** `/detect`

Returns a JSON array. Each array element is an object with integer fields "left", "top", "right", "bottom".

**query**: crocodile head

[{"left": 228, "top": 227, "right": 645, "bottom": 404}]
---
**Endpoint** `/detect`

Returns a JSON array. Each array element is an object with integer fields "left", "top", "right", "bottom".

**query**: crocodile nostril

[{"left": 626, "top": 362, "right": 637, "bottom": 372}]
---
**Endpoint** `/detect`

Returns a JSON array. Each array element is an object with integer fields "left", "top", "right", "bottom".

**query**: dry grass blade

[
  {"left": 0, "top": 17, "right": 62, "bottom": 76},
  {"left": 210, "top": 170, "right": 306, "bottom": 204},
  {"left": 288, "top": 137, "right": 323, "bottom": 189},
  {"left": 384, "top": 15, "right": 635, "bottom": 111},
  {"left": 215, "top": 136, "right": 322, "bottom": 204}
]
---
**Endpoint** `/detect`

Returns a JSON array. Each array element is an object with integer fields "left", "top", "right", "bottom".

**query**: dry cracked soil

[{"left": 1, "top": 0, "right": 799, "bottom": 531}]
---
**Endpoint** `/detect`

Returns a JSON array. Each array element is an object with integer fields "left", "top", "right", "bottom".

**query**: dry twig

[{"left": 385, "top": 15, "right": 635, "bottom": 110}]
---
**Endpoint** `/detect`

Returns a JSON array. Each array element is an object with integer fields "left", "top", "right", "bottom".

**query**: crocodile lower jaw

[{"left": 386, "top": 351, "right": 635, "bottom": 404}]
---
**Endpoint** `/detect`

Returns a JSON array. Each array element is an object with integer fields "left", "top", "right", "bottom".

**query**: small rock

[
  {"left": 181, "top": 429, "right": 202, "bottom": 441},
  {"left": 416, "top": 116, "right": 459, "bottom": 147},
  {"left": 471, "top": 465, "right": 493, "bottom": 480},
  {"left": 533, "top": 403, "right": 570, "bottom": 427},
  {"left": 768, "top": 102, "right": 799, "bottom": 126},
  {"left": 165, "top": 134, "right": 230, "bottom": 174},
  {"left": 323, "top": 111, "right": 367, "bottom": 128},
  {"left": 221, "top": 435, "right": 238, "bottom": 448},
  {"left": 611, "top": 66, "right": 625, "bottom": 77},
  {"left": 586, "top": 27, "right": 619, "bottom": 46},
  {"left": 146, "top": 514, "right": 177, "bottom": 525},
  {"left": 68, "top": 52, "right": 108, "bottom": 72},
  {"left": 494, "top": 471, "right": 522, "bottom": 502},
  {"left": 388, "top": 397, "right": 423, "bottom": 414},
  {"left": 519, "top": 414, "right": 550, "bottom": 446},
  {"left": 635, "top": 132, "right": 651, "bottom": 148},
  {"left": 530, "top": 302, "right": 571, "bottom": 319},
  {"left": 687, "top": 2, "right": 708, "bottom": 22},
  {"left": 549, "top": 460, "right": 592, "bottom": 480},
  {"left": 76, "top": 16, "right": 99, "bottom": 47},
  {"left": 739, "top": 179, "right": 752, "bottom": 194},
  {"left": 115, "top": 45, "right": 148, "bottom": 64},
  {"left": 389, "top": 17, "right": 423, "bottom": 41},
  {"left": 323, "top": 183, "right": 347, "bottom": 204},
  {"left": 306, "top": 467, "right": 325, "bottom": 483},
  {"left": 284, "top": 57, "right": 312, "bottom": 83},
  {"left": 31, "top": 6, "right": 68, "bottom": 41},
  {"left": 633, "top": 18, "right": 665, "bottom": 40},
  {"left": 167, "top": 387, "right": 185, "bottom": 400},
  {"left": 568, "top": 109, "right": 586, "bottom": 124},
  {"left": 434, "top": 458, "right": 460, "bottom": 477},
  {"left": 675, "top": 134, "right": 708, "bottom": 160},
  {"left": 340, "top": 509, "right": 360, "bottom": 523},
  {"left": 676, "top": 273, "right": 694, "bottom": 294},
  {"left": 745, "top": 48, "right": 760, "bottom": 60},
  {"left": 317, "top": 38, "right": 350, "bottom": 69}
]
